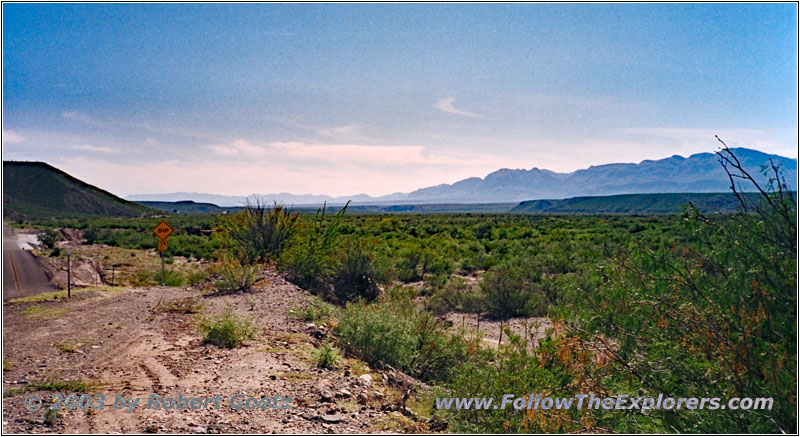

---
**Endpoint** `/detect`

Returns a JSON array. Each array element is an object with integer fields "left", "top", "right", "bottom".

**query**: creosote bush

[
  {"left": 199, "top": 306, "right": 256, "bottom": 348},
  {"left": 336, "top": 296, "right": 472, "bottom": 382},
  {"left": 480, "top": 263, "right": 547, "bottom": 318},
  {"left": 426, "top": 276, "right": 483, "bottom": 315},
  {"left": 332, "top": 246, "right": 380, "bottom": 303},
  {"left": 212, "top": 257, "right": 258, "bottom": 292}
]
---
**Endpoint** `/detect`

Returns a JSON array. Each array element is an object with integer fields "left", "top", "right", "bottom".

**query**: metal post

[
  {"left": 111, "top": 265, "right": 115, "bottom": 287},
  {"left": 160, "top": 250, "right": 165, "bottom": 286},
  {"left": 66, "top": 251, "right": 71, "bottom": 298}
]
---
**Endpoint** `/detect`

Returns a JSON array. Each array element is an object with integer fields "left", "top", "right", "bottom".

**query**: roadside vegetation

[{"left": 15, "top": 147, "right": 796, "bottom": 433}]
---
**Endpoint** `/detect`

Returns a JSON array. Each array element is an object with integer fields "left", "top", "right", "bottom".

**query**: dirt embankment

[{"left": 2, "top": 269, "right": 430, "bottom": 434}]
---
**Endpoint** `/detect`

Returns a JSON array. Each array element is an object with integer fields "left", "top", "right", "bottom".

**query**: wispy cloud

[
  {"left": 268, "top": 141, "right": 428, "bottom": 165},
  {"left": 62, "top": 110, "right": 98, "bottom": 124},
  {"left": 207, "top": 139, "right": 267, "bottom": 156},
  {"left": 320, "top": 123, "right": 361, "bottom": 137},
  {"left": 72, "top": 144, "right": 116, "bottom": 154},
  {"left": 434, "top": 97, "right": 479, "bottom": 118},
  {"left": 2, "top": 130, "right": 25, "bottom": 144}
]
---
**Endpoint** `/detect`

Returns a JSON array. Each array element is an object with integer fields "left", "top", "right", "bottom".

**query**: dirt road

[
  {"left": 2, "top": 269, "right": 425, "bottom": 433},
  {"left": 3, "top": 226, "right": 58, "bottom": 301}
]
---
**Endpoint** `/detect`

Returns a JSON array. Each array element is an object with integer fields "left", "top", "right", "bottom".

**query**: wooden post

[{"left": 498, "top": 321, "right": 503, "bottom": 347}]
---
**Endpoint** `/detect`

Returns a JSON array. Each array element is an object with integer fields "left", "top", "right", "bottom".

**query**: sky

[{"left": 2, "top": 3, "right": 797, "bottom": 197}]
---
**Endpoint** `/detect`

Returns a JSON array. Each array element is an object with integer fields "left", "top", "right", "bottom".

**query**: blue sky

[{"left": 3, "top": 3, "right": 797, "bottom": 197}]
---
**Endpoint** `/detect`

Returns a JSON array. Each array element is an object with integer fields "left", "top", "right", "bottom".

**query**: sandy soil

[
  {"left": 2, "top": 269, "right": 421, "bottom": 434},
  {"left": 443, "top": 312, "right": 552, "bottom": 350}
]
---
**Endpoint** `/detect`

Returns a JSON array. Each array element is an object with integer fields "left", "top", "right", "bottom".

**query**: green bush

[
  {"left": 426, "top": 277, "right": 483, "bottom": 315},
  {"left": 212, "top": 258, "right": 258, "bottom": 292},
  {"left": 162, "top": 269, "right": 185, "bottom": 286},
  {"left": 279, "top": 202, "right": 349, "bottom": 298},
  {"left": 187, "top": 270, "right": 208, "bottom": 286},
  {"left": 336, "top": 297, "right": 471, "bottom": 382},
  {"left": 37, "top": 229, "right": 61, "bottom": 249},
  {"left": 132, "top": 271, "right": 156, "bottom": 286},
  {"left": 291, "top": 296, "right": 338, "bottom": 323},
  {"left": 82, "top": 227, "right": 98, "bottom": 244},
  {"left": 313, "top": 342, "right": 341, "bottom": 369},
  {"left": 441, "top": 336, "right": 579, "bottom": 433},
  {"left": 220, "top": 201, "right": 299, "bottom": 263},
  {"left": 480, "top": 263, "right": 547, "bottom": 318},
  {"left": 199, "top": 306, "right": 256, "bottom": 348},
  {"left": 280, "top": 245, "right": 334, "bottom": 296},
  {"left": 332, "top": 246, "right": 380, "bottom": 303},
  {"left": 397, "top": 250, "right": 424, "bottom": 282}
]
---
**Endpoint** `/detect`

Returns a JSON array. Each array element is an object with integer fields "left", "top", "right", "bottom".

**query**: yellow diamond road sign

[{"left": 153, "top": 221, "right": 173, "bottom": 240}]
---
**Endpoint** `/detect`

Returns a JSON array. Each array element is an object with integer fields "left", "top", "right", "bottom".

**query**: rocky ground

[{"left": 2, "top": 269, "right": 431, "bottom": 434}]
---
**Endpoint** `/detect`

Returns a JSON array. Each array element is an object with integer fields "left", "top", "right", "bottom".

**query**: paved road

[{"left": 3, "top": 226, "right": 58, "bottom": 300}]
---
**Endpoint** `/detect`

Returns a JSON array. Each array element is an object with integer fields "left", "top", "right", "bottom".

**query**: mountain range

[{"left": 126, "top": 148, "right": 797, "bottom": 206}]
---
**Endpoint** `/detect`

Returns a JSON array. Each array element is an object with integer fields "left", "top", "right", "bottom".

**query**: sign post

[
  {"left": 153, "top": 221, "right": 173, "bottom": 286},
  {"left": 66, "top": 250, "right": 71, "bottom": 298}
]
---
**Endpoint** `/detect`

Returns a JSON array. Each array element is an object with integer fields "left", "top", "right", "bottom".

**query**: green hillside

[
  {"left": 3, "top": 161, "right": 154, "bottom": 219},
  {"left": 511, "top": 192, "right": 764, "bottom": 214},
  {"left": 137, "top": 200, "right": 237, "bottom": 214}
]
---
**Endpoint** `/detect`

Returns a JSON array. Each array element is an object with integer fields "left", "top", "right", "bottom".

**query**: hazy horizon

[{"left": 3, "top": 3, "right": 797, "bottom": 197}]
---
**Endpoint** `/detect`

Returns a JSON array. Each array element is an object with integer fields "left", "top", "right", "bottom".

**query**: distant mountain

[
  {"left": 127, "top": 148, "right": 796, "bottom": 205},
  {"left": 405, "top": 148, "right": 797, "bottom": 203},
  {"left": 3, "top": 161, "right": 153, "bottom": 219},
  {"left": 511, "top": 192, "right": 766, "bottom": 214}
]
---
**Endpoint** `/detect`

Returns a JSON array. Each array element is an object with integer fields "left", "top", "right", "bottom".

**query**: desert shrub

[
  {"left": 314, "top": 342, "right": 342, "bottom": 369},
  {"left": 154, "top": 297, "right": 202, "bottom": 314},
  {"left": 132, "top": 271, "right": 156, "bottom": 286},
  {"left": 332, "top": 246, "right": 380, "bottom": 303},
  {"left": 396, "top": 250, "right": 424, "bottom": 282},
  {"left": 82, "top": 227, "right": 98, "bottom": 244},
  {"left": 37, "top": 229, "right": 61, "bottom": 249},
  {"left": 187, "top": 270, "right": 208, "bottom": 286},
  {"left": 280, "top": 245, "right": 335, "bottom": 296},
  {"left": 480, "top": 263, "right": 547, "bottom": 318},
  {"left": 396, "top": 249, "right": 446, "bottom": 282},
  {"left": 558, "top": 144, "right": 797, "bottom": 433},
  {"left": 199, "top": 306, "right": 256, "bottom": 348},
  {"left": 220, "top": 200, "right": 299, "bottom": 263},
  {"left": 279, "top": 202, "right": 349, "bottom": 298},
  {"left": 162, "top": 269, "right": 185, "bottom": 286},
  {"left": 212, "top": 258, "right": 258, "bottom": 292},
  {"left": 289, "top": 295, "right": 339, "bottom": 323},
  {"left": 441, "top": 335, "right": 581, "bottom": 433},
  {"left": 336, "top": 297, "right": 471, "bottom": 382},
  {"left": 473, "top": 222, "right": 493, "bottom": 240},
  {"left": 426, "top": 277, "right": 484, "bottom": 315}
]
